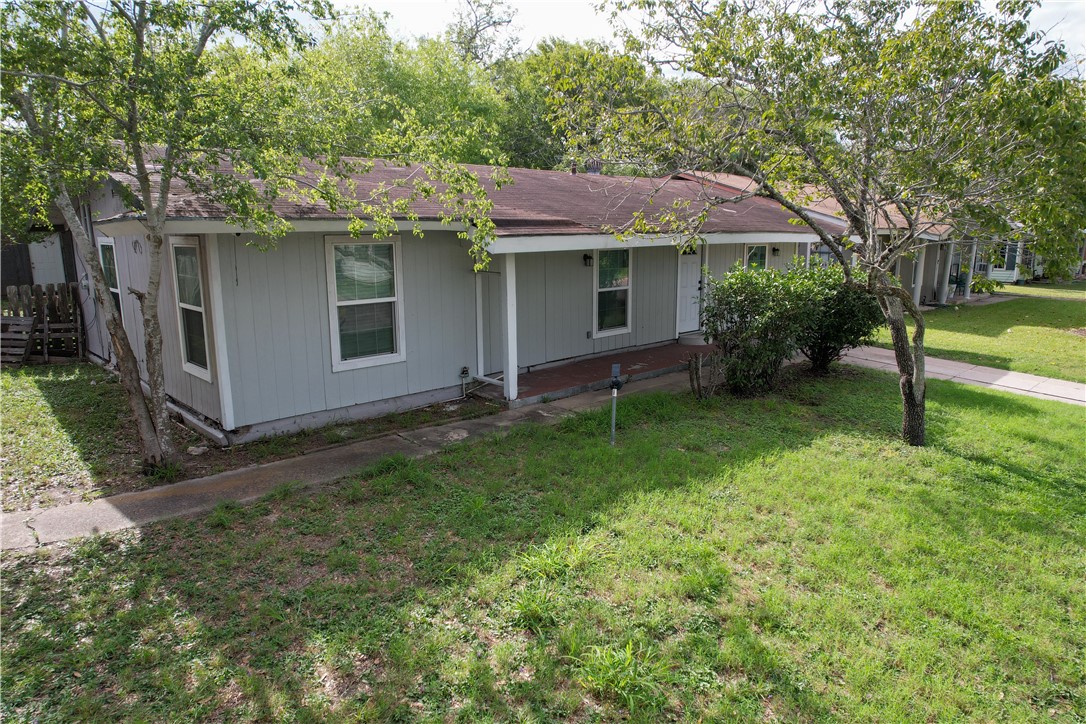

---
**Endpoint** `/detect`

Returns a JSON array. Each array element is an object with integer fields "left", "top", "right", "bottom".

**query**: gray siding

[
  {"left": 218, "top": 231, "right": 478, "bottom": 429},
  {"left": 705, "top": 241, "right": 800, "bottom": 279},
  {"left": 81, "top": 186, "right": 221, "bottom": 422},
  {"left": 482, "top": 246, "right": 680, "bottom": 372}
]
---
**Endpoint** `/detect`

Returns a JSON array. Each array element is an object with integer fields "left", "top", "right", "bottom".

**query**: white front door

[{"left": 677, "top": 248, "right": 703, "bottom": 333}]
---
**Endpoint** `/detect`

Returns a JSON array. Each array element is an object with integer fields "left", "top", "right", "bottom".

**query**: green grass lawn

[
  {"left": 874, "top": 297, "right": 1086, "bottom": 383},
  {"left": 1, "top": 364, "right": 144, "bottom": 511},
  {"left": 3, "top": 368, "right": 1083, "bottom": 721},
  {"left": 1, "top": 363, "right": 497, "bottom": 512},
  {"left": 995, "top": 280, "right": 1086, "bottom": 302}
]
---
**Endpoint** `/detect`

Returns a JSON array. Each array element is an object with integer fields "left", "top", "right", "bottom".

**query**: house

[
  {"left": 674, "top": 172, "right": 973, "bottom": 306},
  {"left": 73, "top": 161, "right": 834, "bottom": 444},
  {"left": 1, "top": 232, "right": 78, "bottom": 290}
]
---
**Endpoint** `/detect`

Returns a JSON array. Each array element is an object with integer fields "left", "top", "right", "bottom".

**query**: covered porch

[{"left": 495, "top": 340, "right": 713, "bottom": 408}]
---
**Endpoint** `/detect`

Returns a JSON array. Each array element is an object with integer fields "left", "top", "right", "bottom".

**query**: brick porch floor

[{"left": 501, "top": 341, "right": 713, "bottom": 408}]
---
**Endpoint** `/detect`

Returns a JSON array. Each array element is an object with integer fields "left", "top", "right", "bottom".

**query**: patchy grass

[
  {"left": 1, "top": 364, "right": 147, "bottom": 511},
  {"left": 874, "top": 297, "right": 1086, "bottom": 383},
  {"left": 1, "top": 363, "right": 499, "bottom": 512},
  {"left": 994, "top": 280, "right": 1086, "bottom": 302},
  {"left": 3, "top": 369, "right": 1083, "bottom": 721}
]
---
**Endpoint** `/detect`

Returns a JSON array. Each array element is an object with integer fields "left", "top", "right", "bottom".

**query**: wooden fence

[{"left": 2, "top": 283, "right": 84, "bottom": 362}]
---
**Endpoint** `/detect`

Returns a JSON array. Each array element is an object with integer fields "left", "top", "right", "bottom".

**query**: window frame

[
  {"left": 592, "top": 248, "right": 632, "bottom": 339},
  {"left": 744, "top": 244, "right": 769, "bottom": 270},
  {"left": 169, "top": 236, "right": 213, "bottom": 382},
  {"left": 97, "top": 237, "right": 124, "bottom": 327},
  {"left": 325, "top": 235, "right": 407, "bottom": 372}
]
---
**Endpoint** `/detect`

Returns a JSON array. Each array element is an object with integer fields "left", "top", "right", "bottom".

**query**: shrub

[
  {"left": 970, "top": 274, "right": 1005, "bottom": 294},
  {"left": 697, "top": 263, "right": 810, "bottom": 395},
  {"left": 794, "top": 264, "right": 885, "bottom": 372}
]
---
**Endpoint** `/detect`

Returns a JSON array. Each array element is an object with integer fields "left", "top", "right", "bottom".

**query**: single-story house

[
  {"left": 674, "top": 172, "right": 977, "bottom": 306},
  {"left": 73, "top": 161, "right": 837, "bottom": 444}
]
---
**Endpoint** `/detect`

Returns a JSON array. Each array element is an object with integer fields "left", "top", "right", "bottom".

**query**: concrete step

[{"left": 678, "top": 332, "right": 708, "bottom": 346}]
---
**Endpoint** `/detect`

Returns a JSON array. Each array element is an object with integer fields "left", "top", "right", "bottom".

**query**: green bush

[
  {"left": 795, "top": 264, "right": 885, "bottom": 372},
  {"left": 970, "top": 275, "right": 1005, "bottom": 294},
  {"left": 698, "top": 264, "right": 810, "bottom": 395}
]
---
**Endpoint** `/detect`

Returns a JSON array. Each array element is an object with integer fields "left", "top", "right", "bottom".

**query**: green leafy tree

[
  {"left": 2, "top": 1, "right": 502, "bottom": 466},
  {"left": 554, "top": 0, "right": 1083, "bottom": 445}
]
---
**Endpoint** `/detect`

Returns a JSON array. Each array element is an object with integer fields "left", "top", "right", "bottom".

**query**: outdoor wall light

[
  {"left": 583, "top": 253, "right": 594, "bottom": 267},
  {"left": 772, "top": 246, "right": 781, "bottom": 256}
]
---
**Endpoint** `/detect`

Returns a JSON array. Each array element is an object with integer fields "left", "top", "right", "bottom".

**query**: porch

[{"left": 481, "top": 340, "right": 713, "bottom": 409}]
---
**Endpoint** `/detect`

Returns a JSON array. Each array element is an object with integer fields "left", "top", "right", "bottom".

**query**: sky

[{"left": 336, "top": 0, "right": 1086, "bottom": 73}]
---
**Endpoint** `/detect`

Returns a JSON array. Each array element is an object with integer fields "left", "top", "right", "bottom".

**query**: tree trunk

[
  {"left": 139, "top": 227, "right": 178, "bottom": 462},
  {"left": 54, "top": 185, "right": 166, "bottom": 464},
  {"left": 878, "top": 292, "right": 927, "bottom": 446}
]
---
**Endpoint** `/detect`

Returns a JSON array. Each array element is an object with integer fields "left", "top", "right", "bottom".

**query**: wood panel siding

[
  {"left": 79, "top": 185, "right": 221, "bottom": 422},
  {"left": 482, "top": 245, "right": 680, "bottom": 373},
  {"left": 217, "top": 231, "right": 478, "bottom": 429}
]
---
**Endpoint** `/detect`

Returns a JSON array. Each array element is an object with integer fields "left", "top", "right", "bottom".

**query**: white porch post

[
  {"left": 936, "top": 241, "right": 956, "bottom": 304},
  {"left": 475, "top": 271, "right": 484, "bottom": 377},
  {"left": 1015, "top": 240, "right": 1025, "bottom": 281},
  {"left": 500, "top": 253, "right": 518, "bottom": 401},
  {"left": 963, "top": 241, "right": 977, "bottom": 300},
  {"left": 911, "top": 245, "right": 928, "bottom": 307}
]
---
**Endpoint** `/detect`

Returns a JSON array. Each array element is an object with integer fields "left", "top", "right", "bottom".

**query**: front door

[{"left": 677, "top": 247, "right": 703, "bottom": 333}]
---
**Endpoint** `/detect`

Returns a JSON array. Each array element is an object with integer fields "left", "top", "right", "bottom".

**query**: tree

[
  {"left": 2, "top": 1, "right": 502, "bottom": 466},
  {"left": 552, "top": 0, "right": 1084, "bottom": 445},
  {"left": 446, "top": 0, "right": 520, "bottom": 69}
]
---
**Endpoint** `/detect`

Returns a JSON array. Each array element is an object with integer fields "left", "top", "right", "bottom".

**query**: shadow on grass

[
  {"left": 2, "top": 367, "right": 1080, "bottom": 720},
  {"left": 0, "top": 363, "right": 145, "bottom": 509}
]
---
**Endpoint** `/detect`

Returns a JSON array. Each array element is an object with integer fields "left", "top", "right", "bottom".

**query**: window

[
  {"left": 326, "top": 236, "right": 406, "bottom": 371},
  {"left": 745, "top": 244, "right": 768, "bottom": 270},
  {"left": 170, "top": 237, "right": 211, "bottom": 381},
  {"left": 97, "top": 238, "right": 123, "bottom": 322},
  {"left": 810, "top": 242, "right": 834, "bottom": 268},
  {"left": 595, "top": 248, "right": 631, "bottom": 337}
]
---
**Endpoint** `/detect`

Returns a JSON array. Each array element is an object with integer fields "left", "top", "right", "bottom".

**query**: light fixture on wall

[
  {"left": 583, "top": 253, "right": 594, "bottom": 267},
  {"left": 771, "top": 246, "right": 781, "bottom": 257}
]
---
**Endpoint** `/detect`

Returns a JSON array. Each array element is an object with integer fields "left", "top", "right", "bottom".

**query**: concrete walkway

[
  {"left": 842, "top": 346, "right": 1086, "bottom": 406},
  {"left": 0, "top": 373, "right": 689, "bottom": 552}
]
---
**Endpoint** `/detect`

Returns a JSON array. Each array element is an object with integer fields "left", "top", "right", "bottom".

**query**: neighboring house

[
  {"left": 1, "top": 232, "right": 78, "bottom": 290},
  {"left": 675, "top": 172, "right": 969, "bottom": 306},
  {"left": 71, "top": 161, "right": 832, "bottom": 444}
]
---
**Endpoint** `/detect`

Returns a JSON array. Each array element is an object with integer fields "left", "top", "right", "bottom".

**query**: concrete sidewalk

[
  {"left": 0, "top": 372, "right": 689, "bottom": 552},
  {"left": 842, "top": 346, "right": 1086, "bottom": 406}
]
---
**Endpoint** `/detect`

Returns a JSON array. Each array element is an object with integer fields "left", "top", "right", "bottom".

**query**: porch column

[
  {"left": 963, "top": 241, "right": 977, "bottom": 300},
  {"left": 500, "top": 253, "right": 518, "bottom": 400},
  {"left": 475, "top": 271, "right": 484, "bottom": 377},
  {"left": 911, "top": 245, "right": 928, "bottom": 307},
  {"left": 936, "top": 241, "right": 956, "bottom": 304},
  {"left": 1015, "top": 240, "right": 1025, "bottom": 281}
]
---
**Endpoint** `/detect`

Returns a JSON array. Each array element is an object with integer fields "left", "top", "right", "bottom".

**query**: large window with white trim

[
  {"left": 595, "top": 248, "right": 631, "bottom": 337},
  {"left": 170, "top": 237, "right": 211, "bottom": 381},
  {"left": 326, "top": 236, "right": 406, "bottom": 371},
  {"left": 97, "top": 237, "right": 122, "bottom": 322}
]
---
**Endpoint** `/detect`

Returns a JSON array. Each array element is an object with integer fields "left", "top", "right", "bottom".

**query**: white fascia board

[
  {"left": 93, "top": 217, "right": 466, "bottom": 237},
  {"left": 488, "top": 231, "right": 820, "bottom": 254}
]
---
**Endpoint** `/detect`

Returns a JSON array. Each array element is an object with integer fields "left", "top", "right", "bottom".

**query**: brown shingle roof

[
  {"left": 105, "top": 159, "right": 828, "bottom": 238},
  {"left": 675, "top": 171, "right": 950, "bottom": 237}
]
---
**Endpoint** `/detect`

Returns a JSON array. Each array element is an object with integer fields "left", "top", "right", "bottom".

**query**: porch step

[{"left": 678, "top": 332, "right": 707, "bottom": 346}]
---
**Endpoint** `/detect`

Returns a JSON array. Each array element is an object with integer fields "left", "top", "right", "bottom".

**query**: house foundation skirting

[{"left": 221, "top": 384, "right": 466, "bottom": 446}]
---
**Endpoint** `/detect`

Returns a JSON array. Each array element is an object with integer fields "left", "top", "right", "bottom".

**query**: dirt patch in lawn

[{"left": 1069, "top": 328, "right": 1086, "bottom": 338}]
